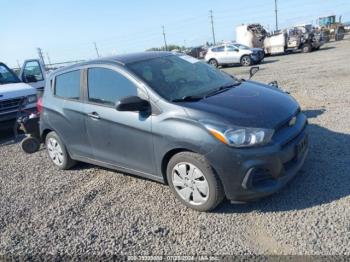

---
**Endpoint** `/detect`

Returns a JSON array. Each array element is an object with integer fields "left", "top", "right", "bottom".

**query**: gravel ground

[{"left": 1, "top": 38, "right": 350, "bottom": 258}]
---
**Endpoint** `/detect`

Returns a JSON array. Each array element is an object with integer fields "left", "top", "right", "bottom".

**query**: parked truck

[
  {"left": 317, "top": 15, "right": 346, "bottom": 42},
  {"left": 0, "top": 60, "right": 45, "bottom": 129},
  {"left": 236, "top": 24, "right": 324, "bottom": 55}
]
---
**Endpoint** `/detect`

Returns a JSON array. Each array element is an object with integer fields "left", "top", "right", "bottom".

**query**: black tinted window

[
  {"left": 55, "top": 70, "right": 80, "bottom": 99},
  {"left": 88, "top": 68, "right": 137, "bottom": 106}
]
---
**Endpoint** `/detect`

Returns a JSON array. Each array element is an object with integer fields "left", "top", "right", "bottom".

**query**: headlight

[
  {"left": 27, "top": 94, "right": 37, "bottom": 103},
  {"left": 201, "top": 120, "right": 274, "bottom": 148}
]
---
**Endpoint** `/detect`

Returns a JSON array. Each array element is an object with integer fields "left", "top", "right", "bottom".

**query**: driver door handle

[{"left": 87, "top": 112, "right": 100, "bottom": 119}]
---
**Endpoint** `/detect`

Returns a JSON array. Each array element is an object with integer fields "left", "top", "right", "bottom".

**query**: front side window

[
  {"left": 0, "top": 64, "right": 20, "bottom": 85},
  {"left": 87, "top": 68, "right": 137, "bottom": 106},
  {"left": 127, "top": 54, "right": 239, "bottom": 101},
  {"left": 55, "top": 70, "right": 81, "bottom": 100},
  {"left": 226, "top": 45, "right": 239, "bottom": 52},
  {"left": 211, "top": 46, "right": 225, "bottom": 52},
  {"left": 234, "top": 44, "right": 250, "bottom": 50}
]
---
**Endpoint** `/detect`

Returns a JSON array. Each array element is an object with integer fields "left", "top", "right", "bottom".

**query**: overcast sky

[{"left": 2, "top": 0, "right": 350, "bottom": 67}]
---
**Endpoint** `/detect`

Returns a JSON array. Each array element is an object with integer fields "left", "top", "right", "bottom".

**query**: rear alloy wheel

[
  {"left": 240, "top": 55, "right": 252, "bottom": 66},
  {"left": 45, "top": 131, "right": 76, "bottom": 170},
  {"left": 208, "top": 59, "right": 219, "bottom": 68},
  {"left": 302, "top": 44, "right": 312, "bottom": 53},
  {"left": 167, "top": 152, "right": 224, "bottom": 212}
]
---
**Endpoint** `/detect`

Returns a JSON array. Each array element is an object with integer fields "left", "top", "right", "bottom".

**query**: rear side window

[
  {"left": 55, "top": 70, "right": 81, "bottom": 100},
  {"left": 87, "top": 68, "right": 137, "bottom": 106}
]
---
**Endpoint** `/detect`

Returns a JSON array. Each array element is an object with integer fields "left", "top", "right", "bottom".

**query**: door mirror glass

[
  {"left": 116, "top": 96, "right": 150, "bottom": 112},
  {"left": 22, "top": 61, "right": 44, "bottom": 83},
  {"left": 249, "top": 66, "right": 259, "bottom": 79}
]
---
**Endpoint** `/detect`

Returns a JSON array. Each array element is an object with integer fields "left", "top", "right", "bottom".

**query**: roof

[{"left": 52, "top": 51, "right": 172, "bottom": 75}]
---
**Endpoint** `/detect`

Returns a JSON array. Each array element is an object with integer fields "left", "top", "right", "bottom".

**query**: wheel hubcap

[
  {"left": 242, "top": 57, "right": 250, "bottom": 65},
  {"left": 210, "top": 60, "right": 217, "bottom": 67},
  {"left": 47, "top": 138, "right": 64, "bottom": 166},
  {"left": 172, "top": 162, "right": 209, "bottom": 205}
]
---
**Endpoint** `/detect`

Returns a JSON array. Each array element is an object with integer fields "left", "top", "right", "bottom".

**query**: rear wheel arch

[{"left": 41, "top": 128, "right": 53, "bottom": 142}]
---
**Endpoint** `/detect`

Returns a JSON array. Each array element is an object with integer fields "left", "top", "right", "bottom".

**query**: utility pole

[
  {"left": 162, "top": 25, "right": 168, "bottom": 51},
  {"left": 46, "top": 52, "right": 52, "bottom": 65},
  {"left": 16, "top": 60, "right": 21, "bottom": 69},
  {"left": 209, "top": 10, "right": 216, "bottom": 45},
  {"left": 37, "top": 48, "right": 45, "bottom": 66},
  {"left": 94, "top": 42, "right": 100, "bottom": 58},
  {"left": 274, "top": 0, "right": 279, "bottom": 31}
]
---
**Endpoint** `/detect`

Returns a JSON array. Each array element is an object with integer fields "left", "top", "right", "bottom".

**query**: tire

[
  {"left": 21, "top": 136, "right": 40, "bottom": 154},
  {"left": 302, "top": 44, "right": 311, "bottom": 53},
  {"left": 45, "top": 131, "right": 76, "bottom": 170},
  {"left": 240, "top": 55, "right": 252, "bottom": 66},
  {"left": 335, "top": 28, "right": 345, "bottom": 41},
  {"left": 166, "top": 152, "right": 225, "bottom": 212},
  {"left": 208, "top": 59, "right": 219, "bottom": 68}
]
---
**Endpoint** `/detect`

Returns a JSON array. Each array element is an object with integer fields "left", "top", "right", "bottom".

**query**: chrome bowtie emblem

[{"left": 289, "top": 116, "right": 297, "bottom": 126}]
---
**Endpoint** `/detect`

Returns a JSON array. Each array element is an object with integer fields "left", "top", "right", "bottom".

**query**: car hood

[
  {"left": 0, "top": 83, "right": 36, "bottom": 100},
  {"left": 181, "top": 81, "right": 299, "bottom": 129}
]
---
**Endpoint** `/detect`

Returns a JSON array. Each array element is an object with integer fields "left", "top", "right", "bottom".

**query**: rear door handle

[{"left": 87, "top": 112, "right": 100, "bottom": 119}]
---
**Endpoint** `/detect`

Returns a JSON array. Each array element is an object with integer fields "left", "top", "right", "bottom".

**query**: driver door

[
  {"left": 20, "top": 59, "right": 46, "bottom": 92},
  {"left": 224, "top": 45, "right": 240, "bottom": 63}
]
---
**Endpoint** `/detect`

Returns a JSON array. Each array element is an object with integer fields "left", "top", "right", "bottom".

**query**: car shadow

[
  {"left": 0, "top": 127, "right": 21, "bottom": 146},
  {"left": 260, "top": 59, "right": 279, "bottom": 65},
  {"left": 222, "top": 59, "right": 279, "bottom": 69},
  {"left": 317, "top": 46, "right": 336, "bottom": 51},
  {"left": 216, "top": 109, "right": 350, "bottom": 213}
]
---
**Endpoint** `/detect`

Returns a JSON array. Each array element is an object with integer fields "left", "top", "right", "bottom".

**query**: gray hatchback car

[{"left": 40, "top": 52, "right": 308, "bottom": 211}]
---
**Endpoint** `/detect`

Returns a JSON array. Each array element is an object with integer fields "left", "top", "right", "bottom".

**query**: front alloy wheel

[
  {"left": 167, "top": 152, "right": 224, "bottom": 211},
  {"left": 240, "top": 55, "right": 252, "bottom": 66},
  {"left": 172, "top": 162, "right": 209, "bottom": 205}
]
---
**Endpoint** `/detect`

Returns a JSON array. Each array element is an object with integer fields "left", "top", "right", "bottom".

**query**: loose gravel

[{"left": 0, "top": 38, "right": 349, "bottom": 258}]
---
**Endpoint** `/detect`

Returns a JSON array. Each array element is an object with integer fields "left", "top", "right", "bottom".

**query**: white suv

[{"left": 205, "top": 43, "right": 264, "bottom": 67}]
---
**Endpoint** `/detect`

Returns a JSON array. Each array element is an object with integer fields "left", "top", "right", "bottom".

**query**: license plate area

[{"left": 296, "top": 135, "right": 308, "bottom": 158}]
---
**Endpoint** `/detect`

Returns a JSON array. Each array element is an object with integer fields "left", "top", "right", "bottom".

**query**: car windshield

[
  {"left": 0, "top": 64, "right": 21, "bottom": 85},
  {"left": 127, "top": 54, "right": 239, "bottom": 101}
]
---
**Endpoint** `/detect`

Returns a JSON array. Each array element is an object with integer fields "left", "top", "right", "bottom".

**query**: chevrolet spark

[{"left": 40, "top": 52, "right": 308, "bottom": 211}]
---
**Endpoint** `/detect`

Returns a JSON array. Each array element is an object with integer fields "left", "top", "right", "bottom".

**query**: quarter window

[
  {"left": 55, "top": 70, "right": 81, "bottom": 100},
  {"left": 87, "top": 68, "right": 137, "bottom": 106}
]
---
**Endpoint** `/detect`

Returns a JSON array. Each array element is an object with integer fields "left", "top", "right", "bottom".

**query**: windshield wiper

[
  {"left": 171, "top": 95, "right": 203, "bottom": 102},
  {"left": 204, "top": 82, "right": 241, "bottom": 98}
]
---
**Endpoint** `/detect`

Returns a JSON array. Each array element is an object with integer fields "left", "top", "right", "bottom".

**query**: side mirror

[
  {"left": 268, "top": 81, "right": 279, "bottom": 88},
  {"left": 23, "top": 74, "right": 38, "bottom": 83},
  {"left": 116, "top": 96, "right": 150, "bottom": 112},
  {"left": 249, "top": 66, "right": 259, "bottom": 79}
]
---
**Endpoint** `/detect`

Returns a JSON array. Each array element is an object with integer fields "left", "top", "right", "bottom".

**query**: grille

[{"left": 0, "top": 97, "right": 23, "bottom": 114}]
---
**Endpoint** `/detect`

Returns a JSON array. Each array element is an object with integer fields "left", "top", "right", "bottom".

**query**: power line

[
  {"left": 162, "top": 25, "right": 168, "bottom": 51},
  {"left": 275, "top": 0, "right": 279, "bottom": 31},
  {"left": 93, "top": 42, "right": 100, "bottom": 58},
  {"left": 209, "top": 10, "right": 216, "bottom": 45}
]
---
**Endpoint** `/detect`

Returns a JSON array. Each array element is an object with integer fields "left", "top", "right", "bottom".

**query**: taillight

[{"left": 37, "top": 97, "right": 43, "bottom": 113}]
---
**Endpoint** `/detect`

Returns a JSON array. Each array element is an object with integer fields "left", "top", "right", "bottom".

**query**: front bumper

[
  {"left": 206, "top": 115, "right": 309, "bottom": 202},
  {"left": 0, "top": 106, "right": 37, "bottom": 129}
]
